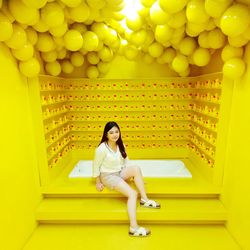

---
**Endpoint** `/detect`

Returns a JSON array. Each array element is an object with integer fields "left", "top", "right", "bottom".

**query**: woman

[{"left": 92, "top": 121, "right": 160, "bottom": 237}]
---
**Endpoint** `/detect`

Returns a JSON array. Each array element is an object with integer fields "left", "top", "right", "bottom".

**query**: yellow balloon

[
  {"left": 45, "top": 60, "right": 61, "bottom": 76},
  {"left": 61, "top": 60, "right": 74, "bottom": 74},
  {"left": 220, "top": 4, "right": 250, "bottom": 37},
  {"left": 0, "top": 12, "right": 13, "bottom": 42},
  {"left": 208, "top": 28, "right": 226, "bottom": 49},
  {"left": 193, "top": 47, "right": 211, "bottom": 66},
  {"left": 155, "top": 24, "right": 173, "bottom": 44},
  {"left": 22, "top": 0, "right": 47, "bottom": 9},
  {"left": 32, "top": 19, "right": 49, "bottom": 33},
  {"left": 71, "top": 23, "right": 87, "bottom": 34},
  {"left": 12, "top": 42, "right": 34, "bottom": 61},
  {"left": 82, "top": 31, "right": 99, "bottom": 51},
  {"left": 87, "top": 52, "right": 100, "bottom": 64},
  {"left": 41, "top": 50, "right": 57, "bottom": 62},
  {"left": 130, "top": 29, "right": 147, "bottom": 46},
  {"left": 140, "top": 0, "right": 155, "bottom": 7},
  {"left": 70, "top": 52, "right": 84, "bottom": 67},
  {"left": 161, "top": 48, "right": 176, "bottom": 63},
  {"left": 26, "top": 27, "right": 38, "bottom": 45},
  {"left": 57, "top": 48, "right": 67, "bottom": 59},
  {"left": 186, "top": 0, "right": 209, "bottom": 24},
  {"left": 179, "top": 67, "right": 190, "bottom": 77},
  {"left": 19, "top": 57, "right": 40, "bottom": 77},
  {"left": 36, "top": 32, "right": 55, "bottom": 52},
  {"left": 49, "top": 22, "right": 68, "bottom": 37},
  {"left": 105, "top": 0, "right": 125, "bottom": 11},
  {"left": 228, "top": 35, "right": 249, "bottom": 47},
  {"left": 53, "top": 36, "right": 64, "bottom": 49},
  {"left": 198, "top": 31, "right": 209, "bottom": 48},
  {"left": 41, "top": 2, "right": 64, "bottom": 28},
  {"left": 64, "top": 30, "right": 83, "bottom": 51},
  {"left": 109, "top": 38, "right": 120, "bottom": 51},
  {"left": 86, "top": 66, "right": 99, "bottom": 78},
  {"left": 126, "top": 14, "right": 143, "bottom": 31},
  {"left": 5, "top": 24, "right": 27, "bottom": 49},
  {"left": 243, "top": 25, "right": 250, "bottom": 40},
  {"left": 9, "top": 0, "right": 39, "bottom": 25},
  {"left": 159, "top": 0, "right": 188, "bottom": 14},
  {"left": 91, "top": 22, "right": 108, "bottom": 41},
  {"left": 205, "top": 18, "right": 216, "bottom": 31},
  {"left": 138, "top": 7, "right": 150, "bottom": 17},
  {"left": 221, "top": 45, "right": 243, "bottom": 62},
  {"left": 150, "top": 1, "right": 170, "bottom": 25},
  {"left": 179, "top": 37, "right": 197, "bottom": 56},
  {"left": 170, "top": 26, "right": 185, "bottom": 47},
  {"left": 87, "top": 0, "right": 105, "bottom": 9},
  {"left": 205, "top": 0, "right": 232, "bottom": 18},
  {"left": 148, "top": 42, "right": 164, "bottom": 58},
  {"left": 97, "top": 61, "right": 111, "bottom": 74},
  {"left": 104, "top": 28, "right": 118, "bottom": 46},
  {"left": 223, "top": 58, "right": 245, "bottom": 79},
  {"left": 60, "top": 0, "right": 81, "bottom": 7},
  {"left": 98, "top": 46, "right": 113, "bottom": 62},
  {"left": 172, "top": 54, "right": 189, "bottom": 72},
  {"left": 124, "top": 45, "right": 139, "bottom": 60},
  {"left": 186, "top": 21, "right": 208, "bottom": 36},
  {"left": 68, "top": 2, "right": 90, "bottom": 22},
  {"left": 142, "top": 53, "right": 154, "bottom": 64},
  {"left": 168, "top": 9, "right": 186, "bottom": 28}
]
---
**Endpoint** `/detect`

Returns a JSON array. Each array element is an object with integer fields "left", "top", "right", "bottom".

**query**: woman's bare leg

[
  {"left": 121, "top": 166, "right": 148, "bottom": 201},
  {"left": 114, "top": 179, "right": 138, "bottom": 228}
]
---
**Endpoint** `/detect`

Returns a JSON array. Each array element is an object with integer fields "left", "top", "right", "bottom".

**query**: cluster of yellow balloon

[
  {"left": 0, "top": 0, "right": 123, "bottom": 78},
  {"left": 0, "top": 0, "right": 249, "bottom": 79},
  {"left": 119, "top": 0, "right": 249, "bottom": 79}
]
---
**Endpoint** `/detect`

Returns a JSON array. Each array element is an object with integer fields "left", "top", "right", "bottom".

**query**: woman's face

[{"left": 107, "top": 126, "right": 120, "bottom": 143}]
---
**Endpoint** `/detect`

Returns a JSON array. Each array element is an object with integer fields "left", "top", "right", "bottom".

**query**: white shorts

[{"left": 100, "top": 170, "right": 125, "bottom": 190}]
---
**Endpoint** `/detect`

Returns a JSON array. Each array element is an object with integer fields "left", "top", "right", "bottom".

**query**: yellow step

[
  {"left": 23, "top": 224, "right": 241, "bottom": 250},
  {"left": 41, "top": 178, "right": 221, "bottom": 198},
  {"left": 36, "top": 197, "right": 227, "bottom": 224}
]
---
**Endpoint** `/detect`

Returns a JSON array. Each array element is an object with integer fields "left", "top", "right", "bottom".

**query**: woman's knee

[
  {"left": 132, "top": 165, "right": 141, "bottom": 175},
  {"left": 129, "top": 189, "right": 138, "bottom": 199}
]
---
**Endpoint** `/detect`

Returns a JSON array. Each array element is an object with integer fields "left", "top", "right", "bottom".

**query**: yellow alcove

[{"left": 27, "top": 50, "right": 231, "bottom": 190}]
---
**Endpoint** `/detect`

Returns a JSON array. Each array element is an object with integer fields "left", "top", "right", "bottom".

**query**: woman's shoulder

[{"left": 96, "top": 142, "right": 107, "bottom": 152}]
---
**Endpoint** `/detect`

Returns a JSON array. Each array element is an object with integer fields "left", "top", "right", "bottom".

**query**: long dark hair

[{"left": 99, "top": 121, "right": 127, "bottom": 159}]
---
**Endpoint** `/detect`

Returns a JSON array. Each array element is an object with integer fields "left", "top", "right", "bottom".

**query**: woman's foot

[
  {"left": 129, "top": 226, "right": 151, "bottom": 237},
  {"left": 140, "top": 198, "right": 161, "bottom": 209}
]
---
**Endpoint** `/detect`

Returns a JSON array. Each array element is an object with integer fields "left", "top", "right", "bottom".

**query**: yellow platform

[{"left": 41, "top": 158, "right": 221, "bottom": 197}]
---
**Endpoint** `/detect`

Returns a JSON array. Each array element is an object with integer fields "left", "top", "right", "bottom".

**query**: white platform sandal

[
  {"left": 140, "top": 199, "right": 161, "bottom": 209},
  {"left": 129, "top": 227, "right": 151, "bottom": 237}
]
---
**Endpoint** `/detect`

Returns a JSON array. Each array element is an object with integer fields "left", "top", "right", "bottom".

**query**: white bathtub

[{"left": 69, "top": 159, "right": 192, "bottom": 178}]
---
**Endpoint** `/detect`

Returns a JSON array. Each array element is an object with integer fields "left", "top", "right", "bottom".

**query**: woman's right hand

[{"left": 96, "top": 181, "right": 104, "bottom": 192}]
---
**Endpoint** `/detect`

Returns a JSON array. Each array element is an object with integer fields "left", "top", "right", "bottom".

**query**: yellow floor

[{"left": 23, "top": 224, "right": 241, "bottom": 250}]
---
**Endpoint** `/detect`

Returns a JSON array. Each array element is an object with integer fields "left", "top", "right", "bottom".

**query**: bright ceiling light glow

[{"left": 121, "top": 0, "right": 143, "bottom": 19}]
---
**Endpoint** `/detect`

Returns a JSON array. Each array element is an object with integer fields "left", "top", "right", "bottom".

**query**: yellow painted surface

[
  {"left": 220, "top": 44, "right": 250, "bottom": 250},
  {"left": 0, "top": 43, "right": 42, "bottom": 250},
  {"left": 0, "top": 22, "right": 249, "bottom": 250},
  {"left": 23, "top": 224, "right": 241, "bottom": 250}
]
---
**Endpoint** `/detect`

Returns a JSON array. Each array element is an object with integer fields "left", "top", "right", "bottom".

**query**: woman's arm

[{"left": 92, "top": 145, "right": 105, "bottom": 191}]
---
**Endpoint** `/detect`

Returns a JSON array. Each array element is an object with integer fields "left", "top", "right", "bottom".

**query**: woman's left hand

[{"left": 96, "top": 182, "right": 104, "bottom": 192}]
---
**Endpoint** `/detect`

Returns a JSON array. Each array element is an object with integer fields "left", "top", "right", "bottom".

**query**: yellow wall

[
  {"left": 0, "top": 43, "right": 42, "bottom": 250},
  {"left": 220, "top": 43, "right": 250, "bottom": 250}
]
